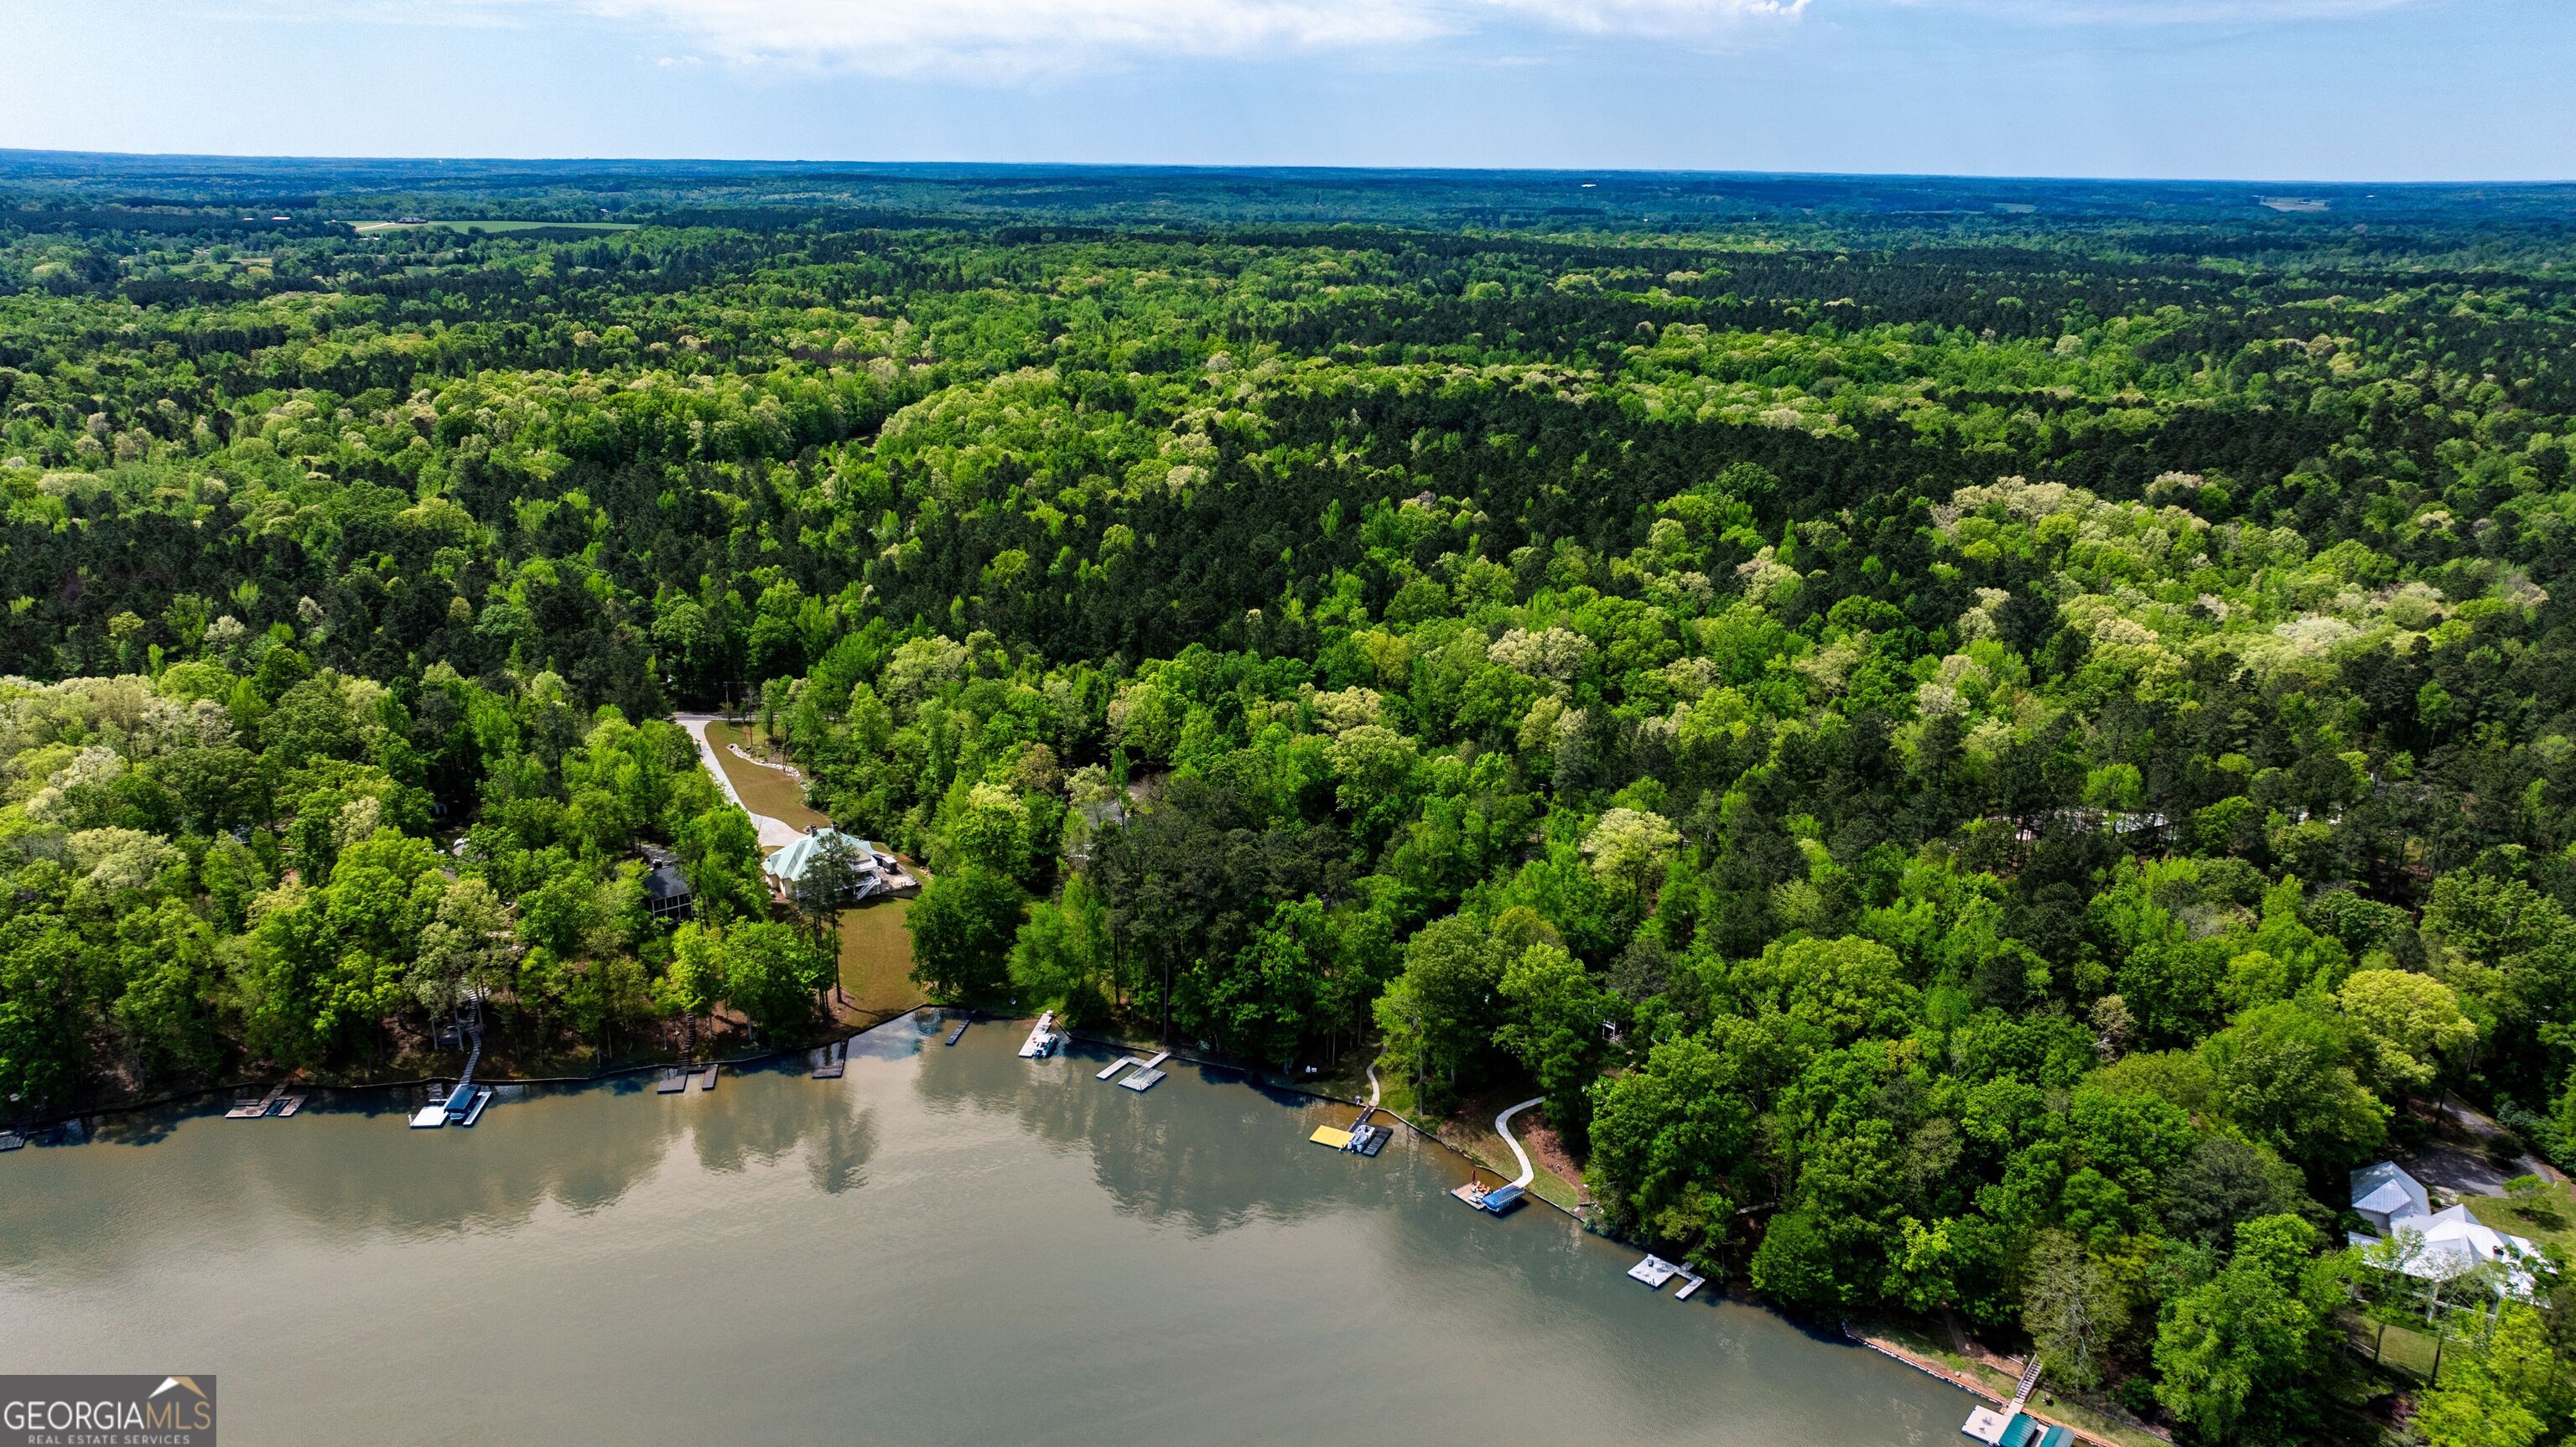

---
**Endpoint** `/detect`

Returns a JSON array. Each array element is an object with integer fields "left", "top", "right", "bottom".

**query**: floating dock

[
  {"left": 1450, "top": 1179, "right": 1525, "bottom": 1214},
  {"left": 226, "top": 1083, "right": 287, "bottom": 1119},
  {"left": 1962, "top": 1409, "right": 2067, "bottom": 1447},
  {"left": 411, "top": 1081, "right": 486, "bottom": 1129},
  {"left": 945, "top": 1019, "right": 969, "bottom": 1046},
  {"left": 1019, "top": 1011, "right": 1060, "bottom": 1059},
  {"left": 273, "top": 1094, "right": 305, "bottom": 1118},
  {"left": 1315, "top": 1098, "right": 1391, "bottom": 1157},
  {"left": 697, "top": 1064, "right": 719, "bottom": 1092},
  {"left": 656, "top": 1067, "right": 690, "bottom": 1094},
  {"left": 1115, "top": 1050, "right": 1171, "bottom": 1092},
  {"left": 0, "top": 1131, "right": 22, "bottom": 1152},
  {"left": 1625, "top": 1252, "right": 1706, "bottom": 1299},
  {"left": 813, "top": 1039, "right": 848, "bottom": 1079},
  {"left": 1098, "top": 1058, "right": 1139, "bottom": 1081}
]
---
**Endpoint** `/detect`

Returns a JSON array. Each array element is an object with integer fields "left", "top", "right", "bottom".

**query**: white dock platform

[
  {"left": 1019, "top": 1011, "right": 1059, "bottom": 1059},
  {"left": 1098, "top": 1057, "right": 1140, "bottom": 1081},
  {"left": 1628, "top": 1254, "right": 1681, "bottom": 1288},
  {"left": 457, "top": 1087, "right": 494, "bottom": 1126},
  {"left": 408, "top": 1104, "right": 448, "bottom": 1128},
  {"left": 1963, "top": 1408, "right": 2013, "bottom": 1444},
  {"left": 1119, "top": 1068, "right": 1168, "bottom": 1092}
]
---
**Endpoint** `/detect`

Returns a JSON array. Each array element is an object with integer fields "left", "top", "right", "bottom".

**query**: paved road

[
  {"left": 673, "top": 713, "right": 802, "bottom": 850},
  {"left": 1496, "top": 1097, "right": 1545, "bottom": 1190}
]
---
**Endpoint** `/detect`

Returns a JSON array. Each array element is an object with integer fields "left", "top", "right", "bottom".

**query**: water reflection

[
  {"left": 0, "top": 1013, "right": 1972, "bottom": 1447},
  {"left": 4, "top": 1064, "right": 893, "bottom": 1278}
]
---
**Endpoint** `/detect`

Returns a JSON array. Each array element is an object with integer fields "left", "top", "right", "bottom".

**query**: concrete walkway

[
  {"left": 1496, "top": 1097, "right": 1545, "bottom": 1191},
  {"left": 673, "top": 713, "right": 802, "bottom": 851}
]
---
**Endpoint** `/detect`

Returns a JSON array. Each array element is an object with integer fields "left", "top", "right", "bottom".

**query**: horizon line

[{"left": 3, "top": 147, "right": 2572, "bottom": 192}]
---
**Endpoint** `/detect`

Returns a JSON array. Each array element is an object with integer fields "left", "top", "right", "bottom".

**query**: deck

[
  {"left": 1628, "top": 1254, "right": 1680, "bottom": 1287},
  {"left": 1019, "top": 1011, "right": 1058, "bottom": 1059},
  {"left": 226, "top": 1082, "right": 288, "bottom": 1119}
]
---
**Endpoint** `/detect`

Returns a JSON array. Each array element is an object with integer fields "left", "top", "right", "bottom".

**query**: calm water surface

[{"left": 1, "top": 1019, "right": 1969, "bottom": 1445}]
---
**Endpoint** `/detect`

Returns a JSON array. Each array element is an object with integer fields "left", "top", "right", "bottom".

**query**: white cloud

[
  {"left": 509, "top": 0, "right": 1808, "bottom": 76},
  {"left": 1883, "top": 0, "right": 2417, "bottom": 21}
]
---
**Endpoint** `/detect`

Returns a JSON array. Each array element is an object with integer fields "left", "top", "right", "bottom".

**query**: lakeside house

[
  {"left": 760, "top": 827, "right": 915, "bottom": 905},
  {"left": 638, "top": 843, "right": 693, "bottom": 923},
  {"left": 2348, "top": 1160, "right": 2540, "bottom": 1298}
]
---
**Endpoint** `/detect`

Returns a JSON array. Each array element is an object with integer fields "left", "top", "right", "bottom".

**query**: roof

[
  {"left": 761, "top": 828, "right": 878, "bottom": 885},
  {"left": 643, "top": 864, "right": 692, "bottom": 900},
  {"left": 2354, "top": 1202, "right": 2542, "bottom": 1294},
  {"left": 2352, "top": 1161, "right": 2428, "bottom": 1216}
]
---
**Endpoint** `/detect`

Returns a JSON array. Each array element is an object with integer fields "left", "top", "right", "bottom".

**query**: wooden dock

[
  {"left": 1098, "top": 1057, "right": 1139, "bottom": 1081},
  {"left": 697, "top": 1064, "right": 719, "bottom": 1092},
  {"left": 227, "top": 1082, "right": 287, "bottom": 1119},
  {"left": 1119, "top": 1067, "right": 1167, "bottom": 1092},
  {"left": 656, "top": 1067, "right": 689, "bottom": 1093},
  {"left": 945, "top": 1019, "right": 969, "bottom": 1045},
  {"left": 273, "top": 1094, "right": 306, "bottom": 1118}
]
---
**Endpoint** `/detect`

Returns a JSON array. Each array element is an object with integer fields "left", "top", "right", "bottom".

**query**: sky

[{"left": 0, "top": 0, "right": 2566, "bottom": 181}]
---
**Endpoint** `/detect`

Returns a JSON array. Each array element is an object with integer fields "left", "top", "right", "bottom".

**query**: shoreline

[{"left": 1843, "top": 1324, "right": 2168, "bottom": 1447}]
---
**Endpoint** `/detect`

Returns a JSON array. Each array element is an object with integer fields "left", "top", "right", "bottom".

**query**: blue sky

[{"left": 0, "top": 0, "right": 2565, "bottom": 180}]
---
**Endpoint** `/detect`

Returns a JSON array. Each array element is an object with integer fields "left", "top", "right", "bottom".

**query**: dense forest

[{"left": 5, "top": 155, "right": 2576, "bottom": 1444}]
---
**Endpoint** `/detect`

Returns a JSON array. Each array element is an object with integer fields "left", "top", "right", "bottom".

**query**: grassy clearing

[
  {"left": 704, "top": 721, "right": 831, "bottom": 833},
  {"left": 835, "top": 900, "right": 924, "bottom": 1019},
  {"left": 2355, "top": 1314, "right": 2449, "bottom": 1382},
  {"left": 2463, "top": 1184, "right": 2576, "bottom": 1255}
]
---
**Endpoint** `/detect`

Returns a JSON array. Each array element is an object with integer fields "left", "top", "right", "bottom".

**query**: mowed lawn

[
  {"left": 835, "top": 900, "right": 924, "bottom": 1019},
  {"left": 704, "top": 721, "right": 831, "bottom": 832}
]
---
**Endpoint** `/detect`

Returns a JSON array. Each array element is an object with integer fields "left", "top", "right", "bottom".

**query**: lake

[{"left": 0, "top": 1019, "right": 1970, "bottom": 1445}]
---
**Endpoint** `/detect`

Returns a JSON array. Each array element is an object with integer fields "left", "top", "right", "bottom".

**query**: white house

[{"left": 2349, "top": 1161, "right": 2541, "bottom": 1298}]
